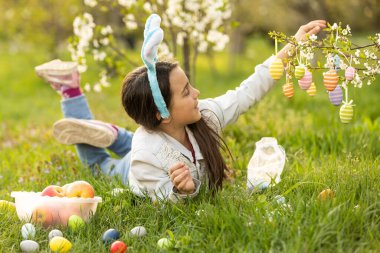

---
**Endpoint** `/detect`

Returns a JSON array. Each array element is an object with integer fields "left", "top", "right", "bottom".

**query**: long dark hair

[{"left": 121, "top": 61, "right": 229, "bottom": 191}]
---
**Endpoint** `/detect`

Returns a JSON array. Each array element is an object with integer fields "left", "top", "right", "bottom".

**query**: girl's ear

[{"left": 156, "top": 112, "right": 172, "bottom": 124}]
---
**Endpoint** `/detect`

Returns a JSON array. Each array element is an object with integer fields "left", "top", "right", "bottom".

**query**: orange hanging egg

[
  {"left": 339, "top": 103, "right": 354, "bottom": 123},
  {"left": 282, "top": 83, "right": 294, "bottom": 98},
  {"left": 323, "top": 70, "right": 339, "bottom": 91},
  {"left": 306, "top": 82, "right": 317, "bottom": 96},
  {"left": 269, "top": 57, "right": 284, "bottom": 80}
]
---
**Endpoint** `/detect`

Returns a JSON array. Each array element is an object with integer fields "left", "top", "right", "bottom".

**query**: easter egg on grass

[
  {"left": 282, "top": 83, "right": 294, "bottom": 98},
  {"left": 49, "top": 229, "right": 63, "bottom": 241},
  {"left": 157, "top": 238, "right": 173, "bottom": 249},
  {"left": 298, "top": 69, "right": 312, "bottom": 90},
  {"left": 323, "top": 70, "right": 339, "bottom": 91},
  {"left": 294, "top": 65, "right": 305, "bottom": 79},
  {"left": 49, "top": 236, "right": 72, "bottom": 253},
  {"left": 306, "top": 82, "right": 317, "bottom": 96},
  {"left": 328, "top": 85, "right": 343, "bottom": 106},
  {"left": 20, "top": 240, "right": 39, "bottom": 253},
  {"left": 68, "top": 214, "right": 85, "bottom": 231},
  {"left": 110, "top": 241, "right": 127, "bottom": 253},
  {"left": 21, "top": 223, "right": 36, "bottom": 240},
  {"left": 0, "top": 200, "right": 16, "bottom": 212},
  {"left": 102, "top": 228, "right": 120, "bottom": 243},
  {"left": 318, "top": 189, "right": 334, "bottom": 201},
  {"left": 339, "top": 103, "right": 354, "bottom": 123},
  {"left": 130, "top": 226, "right": 147, "bottom": 237},
  {"left": 345, "top": 66, "right": 355, "bottom": 81},
  {"left": 269, "top": 57, "right": 284, "bottom": 80}
]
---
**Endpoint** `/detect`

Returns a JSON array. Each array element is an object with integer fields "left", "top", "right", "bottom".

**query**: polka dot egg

[
  {"left": 298, "top": 69, "right": 312, "bottom": 90},
  {"left": 306, "top": 82, "right": 317, "bottom": 96},
  {"left": 323, "top": 69, "right": 339, "bottom": 91},
  {"left": 345, "top": 66, "right": 355, "bottom": 81},
  {"left": 269, "top": 57, "right": 284, "bottom": 80},
  {"left": 282, "top": 83, "right": 294, "bottom": 98},
  {"left": 329, "top": 85, "right": 343, "bottom": 106},
  {"left": 294, "top": 65, "right": 305, "bottom": 79},
  {"left": 340, "top": 103, "right": 354, "bottom": 123}
]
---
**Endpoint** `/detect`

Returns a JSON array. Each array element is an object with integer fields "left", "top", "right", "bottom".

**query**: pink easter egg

[
  {"left": 298, "top": 70, "right": 312, "bottom": 90},
  {"left": 345, "top": 67, "right": 355, "bottom": 81}
]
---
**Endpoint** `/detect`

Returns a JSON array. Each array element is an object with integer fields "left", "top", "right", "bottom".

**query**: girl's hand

[
  {"left": 169, "top": 162, "right": 195, "bottom": 194},
  {"left": 277, "top": 20, "right": 327, "bottom": 60}
]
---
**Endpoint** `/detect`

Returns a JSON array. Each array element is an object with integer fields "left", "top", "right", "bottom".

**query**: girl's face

[{"left": 168, "top": 66, "right": 201, "bottom": 127}]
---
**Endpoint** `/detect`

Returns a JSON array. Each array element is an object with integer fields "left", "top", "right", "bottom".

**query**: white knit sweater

[{"left": 128, "top": 56, "right": 276, "bottom": 202}]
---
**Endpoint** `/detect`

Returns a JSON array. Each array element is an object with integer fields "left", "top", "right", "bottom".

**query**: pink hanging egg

[
  {"left": 328, "top": 85, "right": 343, "bottom": 106},
  {"left": 323, "top": 70, "right": 339, "bottom": 91},
  {"left": 298, "top": 70, "right": 312, "bottom": 90},
  {"left": 345, "top": 67, "right": 355, "bottom": 81},
  {"left": 282, "top": 83, "right": 294, "bottom": 98}
]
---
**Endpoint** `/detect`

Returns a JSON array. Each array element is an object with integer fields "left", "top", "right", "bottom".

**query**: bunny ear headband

[{"left": 141, "top": 14, "right": 170, "bottom": 119}]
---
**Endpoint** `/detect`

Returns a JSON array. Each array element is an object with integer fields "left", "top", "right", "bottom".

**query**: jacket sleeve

[
  {"left": 199, "top": 56, "right": 276, "bottom": 129},
  {"left": 128, "top": 149, "right": 201, "bottom": 203}
]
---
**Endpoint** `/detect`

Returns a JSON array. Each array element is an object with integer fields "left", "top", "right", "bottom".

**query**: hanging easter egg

[
  {"left": 306, "top": 82, "right": 317, "bottom": 96},
  {"left": 323, "top": 69, "right": 339, "bottom": 91},
  {"left": 294, "top": 66, "right": 305, "bottom": 79},
  {"left": 21, "top": 223, "right": 36, "bottom": 240},
  {"left": 102, "top": 228, "right": 120, "bottom": 243},
  {"left": 339, "top": 103, "right": 354, "bottom": 123},
  {"left": 298, "top": 69, "right": 312, "bottom": 90},
  {"left": 328, "top": 85, "right": 343, "bottom": 106},
  {"left": 334, "top": 55, "right": 341, "bottom": 69},
  {"left": 345, "top": 66, "right": 355, "bottom": 81},
  {"left": 282, "top": 83, "right": 294, "bottom": 98},
  {"left": 20, "top": 240, "right": 40, "bottom": 253},
  {"left": 49, "top": 236, "right": 72, "bottom": 253},
  {"left": 269, "top": 57, "right": 284, "bottom": 80}
]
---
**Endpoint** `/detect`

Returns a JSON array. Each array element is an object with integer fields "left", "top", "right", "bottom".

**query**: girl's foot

[{"left": 53, "top": 118, "right": 118, "bottom": 148}]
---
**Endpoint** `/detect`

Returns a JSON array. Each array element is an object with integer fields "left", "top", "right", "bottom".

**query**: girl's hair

[{"left": 121, "top": 61, "right": 230, "bottom": 191}]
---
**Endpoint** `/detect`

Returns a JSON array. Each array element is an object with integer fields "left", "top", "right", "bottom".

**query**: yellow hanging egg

[
  {"left": 339, "top": 103, "right": 354, "bottom": 123},
  {"left": 49, "top": 236, "right": 72, "bottom": 253},
  {"left": 323, "top": 70, "right": 339, "bottom": 91},
  {"left": 269, "top": 57, "right": 284, "bottom": 80},
  {"left": 306, "top": 82, "right": 317, "bottom": 96},
  {"left": 282, "top": 83, "right": 294, "bottom": 98},
  {"left": 294, "top": 66, "right": 305, "bottom": 79}
]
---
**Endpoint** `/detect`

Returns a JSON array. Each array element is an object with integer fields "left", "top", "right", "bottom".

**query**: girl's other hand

[{"left": 169, "top": 162, "right": 195, "bottom": 194}]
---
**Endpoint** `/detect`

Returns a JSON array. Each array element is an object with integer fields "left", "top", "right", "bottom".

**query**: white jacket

[{"left": 128, "top": 56, "right": 276, "bottom": 202}]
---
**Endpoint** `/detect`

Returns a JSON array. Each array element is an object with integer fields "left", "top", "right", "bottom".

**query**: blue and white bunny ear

[{"left": 141, "top": 14, "right": 170, "bottom": 119}]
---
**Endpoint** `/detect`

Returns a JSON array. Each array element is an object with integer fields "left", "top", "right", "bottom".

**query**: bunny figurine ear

[{"left": 141, "top": 14, "right": 170, "bottom": 119}]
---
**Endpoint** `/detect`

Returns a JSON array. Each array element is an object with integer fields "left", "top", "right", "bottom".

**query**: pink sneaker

[
  {"left": 53, "top": 118, "right": 118, "bottom": 148},
  {"left": 35, "top": 59, "right": 79, "bottom": 89}
]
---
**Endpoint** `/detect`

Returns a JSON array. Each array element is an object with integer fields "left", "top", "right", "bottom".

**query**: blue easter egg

[
  {"left": 329, "top": 85, "right": 343, "bottom": 106},
  {"left": 102, "top": 229, "right": 120, "bottom": 243},
  {"left": 334, "top": 55, "right": 341, "bottom": 70}
]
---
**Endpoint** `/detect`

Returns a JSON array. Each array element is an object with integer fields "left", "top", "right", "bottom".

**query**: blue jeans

[{"left": 61, "top": 95, "right": 132, "bottom": 185}]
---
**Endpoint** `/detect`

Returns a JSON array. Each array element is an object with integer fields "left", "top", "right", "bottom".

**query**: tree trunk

[{"left": 183, "top": 35, "right": 191, "bottom": 81}]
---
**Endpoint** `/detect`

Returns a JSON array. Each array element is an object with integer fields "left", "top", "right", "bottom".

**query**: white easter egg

[
  {"left": 21, "top": 223, "right": 36, "bottom": 240},
  {"left": 130, "top": 226, "right": 147, "bottom": 237},
  {"left": 20, "top": 240, "right": 39, "bottom": 252},
  {"left": 49, "top": 229, "right": 63, "bottom": 240}
]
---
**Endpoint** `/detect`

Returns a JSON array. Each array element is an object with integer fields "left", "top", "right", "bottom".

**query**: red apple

[
  {"left": 64, "top": 181, "right": 95, "bottom": 198},
  {"left": 110, "top": 241, "right": 127, "bottom": 253},
  {"left": 41, "top": 185, "right": 65, "bottom": 197},
  {"left": 32, "top": 206, "right": 54, "bottom": 227}
]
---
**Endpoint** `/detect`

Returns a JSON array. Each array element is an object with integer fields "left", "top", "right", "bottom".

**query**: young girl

[{"left": 38, "top": 16, "right": 326, "bottom": 202}]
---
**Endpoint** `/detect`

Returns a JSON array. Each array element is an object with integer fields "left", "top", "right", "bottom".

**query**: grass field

[{"left": 0, "top": 38, "right": 379, "bottom": 252}]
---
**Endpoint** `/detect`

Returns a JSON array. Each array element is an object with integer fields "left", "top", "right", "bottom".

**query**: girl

[{"left": 38, "top": 16, "right": 326, "bottom": 202}]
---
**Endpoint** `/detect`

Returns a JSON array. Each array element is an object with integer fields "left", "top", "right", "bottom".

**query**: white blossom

[
  {"left": 123, "top": 14, "right": 138, "bottom": 30},
  {"left": 84, "top": 83, "right": 91, "bottom": 92},
  {"left": 331, "top": 23, "right": 338, "bottom": 30},
  {"left": 118, "top": 0, "right": 136, "bottom": 8},
  {"left": 99, "top": 71, "right": 110, "bottom": 87},
  {"left": 309, "top": 34, "right": 317, "bottom": 41},
  {"left": 101, "top": 25, "right": 113, "bottom": 36},
  {"left": 84, "top": 0, "right": 97, "bottom": 7},
  {"left": 94, "top": 83, "right": 102, "bottom": 92},
  {"left": 93, "top": 49, "right": 106, "bottom": 61}
]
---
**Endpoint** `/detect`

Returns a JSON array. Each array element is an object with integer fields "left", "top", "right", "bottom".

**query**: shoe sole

[{"left": 53, "top": 119, "right": 115, "bottom": 148}]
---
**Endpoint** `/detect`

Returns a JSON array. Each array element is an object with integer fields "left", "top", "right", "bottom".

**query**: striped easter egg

[
  {"left": 306, "top": 82, "right": 317, "bottom": 96},
  {"left": 339, "top": 103, "right": 354, "bottom": 123},
  {"left": 328, "top": 85, "right": 343, "bottom": 106},
  {"left": 323, "top": 70, "right": 339, "bottom": 91},
  {"left": 298, "top": 70, "right": 312, "bottom": 90},
  {"left": 269, "top": 58, "right": 284, "bottom": 80},
  {"left": 282, "top": 83, "right": 294, "bottom": 98},
  {"left": 294, "top": 66, "right": 305, "bottom": 79},
  {"left": 345, "top": 67, "right": 355, "bottom": 81}
]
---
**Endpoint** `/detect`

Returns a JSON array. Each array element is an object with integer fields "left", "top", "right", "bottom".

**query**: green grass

[{"left": 0, "top": 38, "right": 380, "bottom": 252}]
